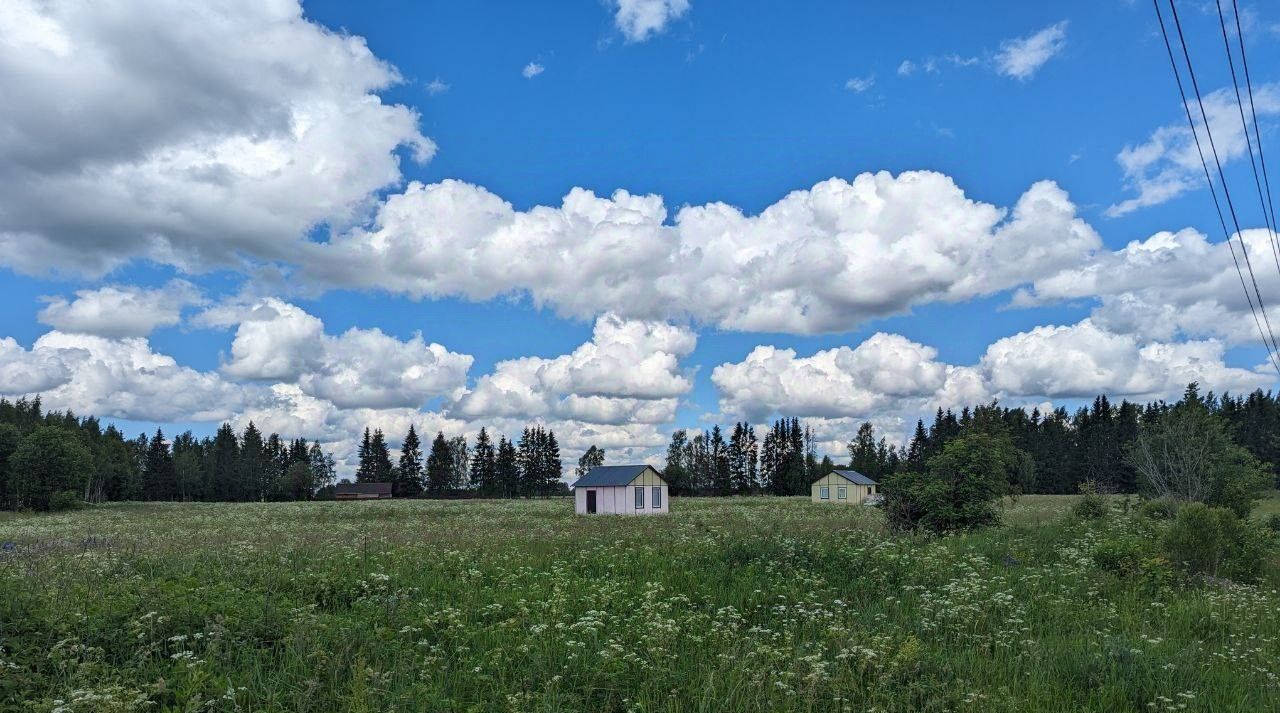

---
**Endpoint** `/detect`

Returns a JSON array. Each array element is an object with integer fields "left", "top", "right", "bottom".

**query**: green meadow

[{"left": 2, "top": 495, "right": 1278, "bottom": 712}]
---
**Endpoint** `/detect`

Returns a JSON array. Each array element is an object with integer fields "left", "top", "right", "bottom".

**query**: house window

[
  {"left": 652, "top": 486, "right": 662, "bottom": 509},
  {"left": 635, "top": 486, "right": 645, "bottom": 509},
  {"left": 837, "top": 486, "right": 847, "bottom": 500},
  {"left": 819, "top": 486, "right": 830, "bottom": 500}
]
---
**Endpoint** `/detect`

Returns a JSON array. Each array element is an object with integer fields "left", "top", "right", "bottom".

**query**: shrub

[
  {"left": 1072, "top": 481, "right": 1109, "bottom": 520},
  {"left": 47, "top": 490, "right": 84, "bottom": 512},
  {"left": 1127, "top": 400, "right": 1271, "bottom": 517},
  {"left": 9, "top": 426, "right": 93, "bottom": 511},
  {"left": 1092, "top": 535, "right": 1149, "bottom": 576},
  {"left": 882, "top": 431, "right": 1023, "bottom": 534},
  {"left": 1138, "top": 497, "right": 1181, "bottom": 520},
  {"left": 1265, "top": 513, "right": 1280, "bottom": 534},
  {"left": 1162, "top": 503, "right": 1269, "bottom": 581}
]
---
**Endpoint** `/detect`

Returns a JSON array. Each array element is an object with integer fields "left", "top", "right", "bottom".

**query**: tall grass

[{"left": 1, "top": 496, "right": 1277, "bottom": 711}]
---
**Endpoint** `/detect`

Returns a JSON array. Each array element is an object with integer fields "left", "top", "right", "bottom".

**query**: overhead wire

[
  {"left": 1226, "top": 0, "right": 1280, "bottom": 281},
  {"left": 1151, "top": 0, "right": 1280, "bottom": 375}
]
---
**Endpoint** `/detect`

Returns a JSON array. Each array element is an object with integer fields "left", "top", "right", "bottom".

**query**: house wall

[
  {"left": 574, "top": 467, "right": 670, "bottom": 515},
  {"left": 810, "top": 473, "right": 874, "bottom": 504},
  {"left": 575, "top": 486, "right": 627, "bottom": 514},
  {"left": 627, "top": 468, "right": 669, "bottom": 515}
]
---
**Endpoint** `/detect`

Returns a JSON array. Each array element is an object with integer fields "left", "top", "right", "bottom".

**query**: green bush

[
  {"left": 47, "top": 490, "right": 84, "bottom": 512},
  {"left": 9, "top": 426, "right": 93, "bottom": 511},
  {"left": 1264, "top": 513, "right": 1280, "bottom": 534},
  {"left": 882, "top": 431, "right": 1022, "bottom": 534},
  {"left": 1138, "top": 497, "right": 1181, "bottom": 520},
  {"left": 1072, "top": 481, "right": 1108, "bottom": 520},
  {"left": 1127, "top": 401, "right": 1271, "bottom": 517},
  {"left": 1163, "top": 503, "right": 1269, "bottom": 581},
  {"left": 1092, "top": 535, "right": 1149, "bottom": 576}
]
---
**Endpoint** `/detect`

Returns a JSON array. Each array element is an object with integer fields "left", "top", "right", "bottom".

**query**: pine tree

[{"left": 395, "top": 425, "right": 423, "bottom": 497}]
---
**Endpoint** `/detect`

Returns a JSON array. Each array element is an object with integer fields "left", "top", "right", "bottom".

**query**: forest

[{"left": 1, "top": 383, "right": 1277, "bottom": 511}]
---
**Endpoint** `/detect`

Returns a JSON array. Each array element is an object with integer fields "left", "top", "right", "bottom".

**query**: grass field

[{"left": 2, "top": 495, "right": 1278, "bottom": 712}]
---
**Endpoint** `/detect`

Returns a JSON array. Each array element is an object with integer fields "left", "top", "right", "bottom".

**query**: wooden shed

[
  {"left": 572, "top": 465, "right": 670, "bottom": 515},
  {"left": 334, "top": 482, "right": 393, "bottom": 500},
  {"left": 811, "top": 469, "right": 878, "bottom": 504}
]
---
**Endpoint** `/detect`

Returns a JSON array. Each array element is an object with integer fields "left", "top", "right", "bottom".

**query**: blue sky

[{"left": 2, "top": 0, "right": 1279, "bottom": 470}]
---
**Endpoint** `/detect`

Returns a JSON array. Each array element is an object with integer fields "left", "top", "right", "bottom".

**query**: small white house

[{"left": 572, "top": 465, "right": 670, "bottom": 515}]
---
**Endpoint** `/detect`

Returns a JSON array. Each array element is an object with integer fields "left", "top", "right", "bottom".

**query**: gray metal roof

[
  {"left": 572, "top": 464, "right": 664, "bottom": 488},
  {"left": 830, "top": 469, "right": 877, "bottom": 486},
  {"left": 335, "top": 482, "right": 393, "bottom": 495}
]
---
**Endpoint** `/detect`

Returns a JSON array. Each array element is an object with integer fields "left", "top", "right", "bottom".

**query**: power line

[
  {"left": 1168, "top": 0, "right": 1280, "bottom": 360},
  {"left": 1228, "top": 0, "right": 1280, "bottom": 281},
  {"left": 1215, "top": 0, "right": 1280, "bottom": 284},
  {"left": 1151, "top": 0, "right": 1280, "bottom": 375}
]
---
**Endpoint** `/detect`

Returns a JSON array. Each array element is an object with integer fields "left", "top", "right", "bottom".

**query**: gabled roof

[
  {"left": 572, "top": 464, "right": 664, "bottom": 488},
  {"left": 829, "top": 469, "right": 877, "bottom": 486},
  {"left": 335, "top": 482, "right": 393, "bottom": 495}
]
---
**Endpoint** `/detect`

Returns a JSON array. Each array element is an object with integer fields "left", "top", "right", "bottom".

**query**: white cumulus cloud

[
  {"left": 302, "top": 172, "right": 1101, "bottom": 335},
  {"left": 0, "top": 0, "right": 432, "bottom": 276},
  {"left": 217, "top": 299, "right": 473, "bottom": 409},
  {"left": 38, "top": 280, "right": 203, "bottom": 338},
  {"left": 0, "top": 331, "right": 247, "bottom": 422},
  {"left": 452, "top": 313, "right": 695, "bottom": 425}
]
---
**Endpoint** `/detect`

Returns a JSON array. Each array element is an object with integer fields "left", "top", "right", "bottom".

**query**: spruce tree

[
  {"left": 495, "top": 436, "right": 519, "bottom": 498},
  {"left": 470, "top": 427, "right": 496, "bottom": 495},
  {"left": 542, "top": 429, "right": 562, "bottom": 493},
  {"left": 425, "top": 431, "right": 452, "bottom": 495},
  {"left": 240, "top": 422, "right": 266, "bottom": 502},
  {"left": 143, "top": 428, "right": 177, "bottom": 500},
  {"left": 355, "top": 428, "right": 374, "bottom": 483},
  {"left": 395, "top": 425, "right": 424, "bottom": 497},
  {"left": 369, "top": 429, "right": 394, "bottom": 483},
  {"left": 209, "top": 423, "right": 240, "bottom": 501}
]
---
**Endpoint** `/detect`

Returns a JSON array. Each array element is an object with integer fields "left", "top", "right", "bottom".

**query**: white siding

[{"left": 573, "top": 482, "right": 669, "bottom": 515}]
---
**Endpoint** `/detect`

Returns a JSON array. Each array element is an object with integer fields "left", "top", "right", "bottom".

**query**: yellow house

[{"left": 811, "top": 469, "right": 878, "bottom": 504}]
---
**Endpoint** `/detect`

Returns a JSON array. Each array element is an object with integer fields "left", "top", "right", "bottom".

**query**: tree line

[
  {"left": 0, "top": 397, "right": 571, "bottom": 511},
  {"left": 357, "top": 424, "right": 567, "bottom": 498},
  {"left": 0, "top": 397, "right": 341, "bottom": 510},
  {"left": 661, "top": 385, "right": 1280, "bottom": 498},
  {"left": 3, "top": 383, "right": 1278, "bottom": 511}
]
